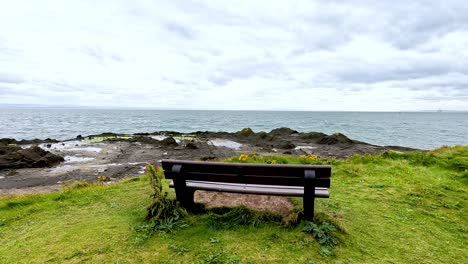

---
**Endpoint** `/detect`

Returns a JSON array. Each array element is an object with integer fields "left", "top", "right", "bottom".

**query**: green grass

[{"left": 0, "top": 146, "right": 467, "bottom": 263}]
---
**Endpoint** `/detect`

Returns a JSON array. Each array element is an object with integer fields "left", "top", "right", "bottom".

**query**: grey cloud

[
  {"left": 29, "top": 79, "right": 119, "bottom": 96},
  {"left": 336, "top": 64, "right": 457, "bottom": 84},
  {"left": 0, "top": 73, "right": 25, "bottom": 84},
  {"left": 289, "top": 1, "right": 468, "bottom": 50},
  {"left": 208, "top": 58, "right": 289, "bottom": 86},
  {"left": 414, "top": 93, "right": 468, "bottom": 101},
  {"left": 368, "top": 1, "right": 468, "bottom": 49},
  {"left": 82, "top": 46, "right": 124, "bottom": 63},
  {"left": 161, "top": 76, "right": 198, "bottom": 87},
  {"left": 165, "top": 23, "right": 195, "bottom": 40}
]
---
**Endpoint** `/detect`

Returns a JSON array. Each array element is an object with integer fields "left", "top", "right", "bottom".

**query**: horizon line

[{"left": 0, "top": 104, "right": 467, "bottom": 112}]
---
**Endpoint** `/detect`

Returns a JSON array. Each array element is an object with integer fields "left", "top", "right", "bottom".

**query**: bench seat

[{"left": 169, "top": 180, "right": 330, "bottom": 197}]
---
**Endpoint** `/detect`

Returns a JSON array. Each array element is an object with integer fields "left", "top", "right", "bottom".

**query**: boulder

[
  {"left": 318, "top": 132, "right": 354, "bottom": 145},
  {"left": 268, "top": 127, "right": 298, "bottom": 137},
  {"left": 300, "top": 132, "right": 328, "bottom": 141},
  {"left": 276, "top": 141, "right": 296, "bottom": 149},
  {"left": 160, "top": 137, "right": 178, "bottom": 147},
  {"left": 0, "top": 145, "right": 64, "bottom": 170},
  {"left": 0, "top": 138, "right": 16, "bottom": 145},
  {"left": 131, "top": 136, "right": 159, "bottom": 145},
  {"left": 185, "top": 141, "right": 198, "bottom": 149},
  {"left": 238, "top": 128, "right": 254, "bottom": 137}
]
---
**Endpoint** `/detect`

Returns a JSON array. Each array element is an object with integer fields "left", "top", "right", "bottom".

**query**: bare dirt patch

[{"left": 195, "top": 191, "right": 294, "bottom": 216}]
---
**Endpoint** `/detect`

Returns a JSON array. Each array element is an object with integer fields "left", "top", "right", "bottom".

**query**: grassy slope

[{"left": 0, "top": 147, "right": 467, "bottom": 263}]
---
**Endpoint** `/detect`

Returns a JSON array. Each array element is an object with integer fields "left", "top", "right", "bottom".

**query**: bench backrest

[{"left": 161, "top": 159, "right": 331, "bottom": 188}]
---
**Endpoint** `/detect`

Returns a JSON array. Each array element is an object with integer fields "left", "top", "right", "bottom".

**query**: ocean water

[{"left": 0, "top": 108, "right": 467, "bottom": 150}]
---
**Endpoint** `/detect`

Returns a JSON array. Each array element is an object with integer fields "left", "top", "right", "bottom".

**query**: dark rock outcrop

[
  {"left": 130, "top": 136, "right": 160, "bottom": 145},
  {"left": 268, "top": 127, "right": 298, "bottom": 137},
  {"left": 160, "top": 137, "right": 178, "bottom": 147},
  {"left": 318, "top": 133, "right": 354, "bottom": 145},
  {"left": 185, "top": 141, "right": 198, "bottom": 149},
  {"left": 134, "top": 133, "right": 150, "bottom": 136},
  {"left": 300, "top": 132, "right": 328, "bottom": 142},
  {"left": 0, "top": 145, "right": 64, "bottom": 170},
  {"left": 0, "top": 138, "right": 59, "bottom": 145},
  {"left": 276, "top": 141, "right": 296, "bottom": 149}
]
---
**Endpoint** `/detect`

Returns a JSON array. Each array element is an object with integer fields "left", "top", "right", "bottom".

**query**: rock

[
  {"left": 200, "top": 156, "right": 217, "bottom": 161},
  {"left": 46, "top": 144, "right": 52, "bottom": 148},
  {"left": 256, "top": 131, "right": 269, "bottom": 139},
  {"left": 130, "top": 136, "right": 159, "bottom": 145},
  {"left": 238, "top": 128, "right": 254, "bottom": 137},
  {"left": 0, "top": 145, "right": 64, "bottom": 170},
  {"left": 318, "top": 132, "right": 354, "bottom": 145},
  {"left": 134, "top": 132, "right": 150, "bottom": 136},
  {"left": 276, "top": 141, "right": 296, "bottom": 149},
  {"left": 246, "top": 132, "right": 270, "bottom": 146},
  {"left": 300, "top": 132, "right": 328, "bottom": 141},
  {"left": 157, "top": 131, "right": 183, "bottom": 136},
  {"left": 160, "top": 137, "right": 178, "bottom": 147},
  {"left": 0, "top": 138, "right": 16, "bottom": 145},
  {"left": 7, "top": 170, "right": 18, "bottom": 176},
  {"left": 269, "top": 127, "right": 298, "bottom": 137},
  {"left": 19, "top": 138, "right": 59, "bottom": 144},
  {"left": 76, "top": 135, "right": 83, "bottom": 140},
  {"left": 185, "top": 141, "right": 198, "bottom": 149}
]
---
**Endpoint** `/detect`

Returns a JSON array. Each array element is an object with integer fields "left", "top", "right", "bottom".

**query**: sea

[{"left": 0, "top": 108, "right": 467, "bottom": 150}]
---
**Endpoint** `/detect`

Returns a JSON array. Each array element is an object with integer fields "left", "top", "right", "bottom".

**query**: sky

[{"left": 0, "top": 0, "right": 467, "bottom": 111}]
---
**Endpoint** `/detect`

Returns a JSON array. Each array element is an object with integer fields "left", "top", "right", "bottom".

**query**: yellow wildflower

[
  {"left": 301, "top": 154, "right": 319, "bottom": 161},
  {"left": 238, "top": 154, "right": 248, "bottom": 161}
]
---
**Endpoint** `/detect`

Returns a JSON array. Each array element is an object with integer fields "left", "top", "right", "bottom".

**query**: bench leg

[
  {"left": 181, "top": 189, "right": 195, "bottom": 211},
  {"left": 175, "top": 187, "right": 195, "bottom": 211},
  {"left": 303, "top": 196, "right": 315, "bottom": 221},
  {"left": 304, "top": 170, "right": 316, "bottom": 221}
]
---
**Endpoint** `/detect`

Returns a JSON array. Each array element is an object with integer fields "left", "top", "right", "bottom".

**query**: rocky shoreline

[{"left": 0, "top": 128, "right": 418, "bottom": 194}]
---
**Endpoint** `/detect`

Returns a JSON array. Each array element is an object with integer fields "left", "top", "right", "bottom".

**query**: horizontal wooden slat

[
  {"left": 162, "top": 159, "right": 331, "bottom": 179},
  {"left": 165, "top": 171, "right": 330, "bottom": 187},
  {"left": 169, "top": 180, "right": 330, "bottom": 198}
]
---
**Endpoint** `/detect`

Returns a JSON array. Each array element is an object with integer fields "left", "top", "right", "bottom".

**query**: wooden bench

[{"left": 161, "top": 159, "right": 332, "bottom": 221}]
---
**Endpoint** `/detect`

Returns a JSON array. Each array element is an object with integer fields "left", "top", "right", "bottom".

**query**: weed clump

[
  {"left": 145, "top": 164, "right": 186, "bottom": 229},
  {"left": 302, "top": 221, "right": 338, "bottom": 247},
  {"left": 302, "top": 220, "right": 340, "bottom": 257}
]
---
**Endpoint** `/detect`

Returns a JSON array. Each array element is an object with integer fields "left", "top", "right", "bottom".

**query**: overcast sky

[{"left": 0, "top": 0, "right": 467, "bottom": 111}]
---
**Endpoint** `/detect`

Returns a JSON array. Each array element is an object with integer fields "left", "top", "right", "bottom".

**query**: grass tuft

[{"left": 206, "top": 206, "right": 282, "bottom": 229}]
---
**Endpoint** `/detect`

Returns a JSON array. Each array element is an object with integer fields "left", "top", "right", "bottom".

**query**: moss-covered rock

[{"left": 238, "top": 128, "right": 254, "bottom": 137}]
